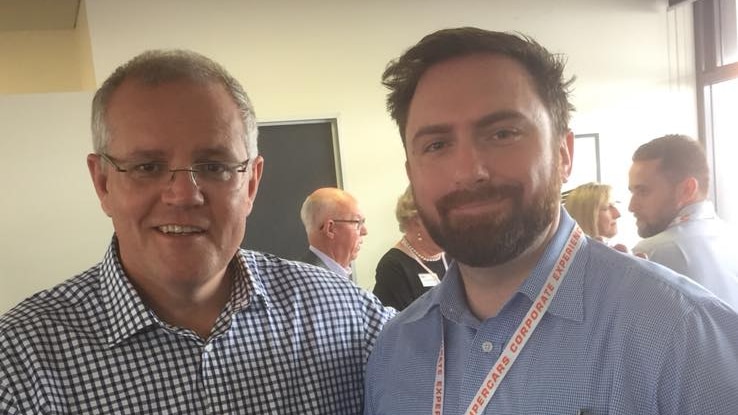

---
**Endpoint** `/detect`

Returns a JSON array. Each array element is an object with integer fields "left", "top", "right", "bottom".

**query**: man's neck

[
  {"left": 134, "top": 268, "right": 232, "bottom": 339},
  {"left": 459, "top": 217, "right": 560, "bottom": 321}
]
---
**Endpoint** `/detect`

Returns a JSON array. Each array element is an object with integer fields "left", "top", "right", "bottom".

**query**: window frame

[{"left": 694, "top": 0, "right": 738, "bottom": 205}]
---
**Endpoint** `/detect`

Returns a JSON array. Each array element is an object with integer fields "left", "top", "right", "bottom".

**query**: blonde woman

[
  {"left": 373, "top": 186, "right": 447, "bottom": 310},
  {"left": 565, "top": 182, "right": 622, "bottom": 243}
]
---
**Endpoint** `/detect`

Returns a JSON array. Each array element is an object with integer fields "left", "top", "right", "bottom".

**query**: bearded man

[{"left": 363, "top": 27, "right": 738, "bottom": 415}]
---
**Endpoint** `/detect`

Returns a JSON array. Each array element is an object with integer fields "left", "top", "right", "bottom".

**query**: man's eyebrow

[
  {"left": 121, "top": 149, "right": 167, "bottom": 160},
  {"left": 411, "top": 124, "right": 453, "bottom": 141},
  {"left": 193, "top": 146, "right": 236, "bottom": 159},
  {"left": 472, "top": 110, "right": 527, "bottom": 130},
  {"left": 410, "top": 110, "right": 528, "bottom": 142}
]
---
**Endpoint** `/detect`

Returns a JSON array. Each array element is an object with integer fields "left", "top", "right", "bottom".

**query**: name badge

[{"left": 418, "top": 272, "right": 440, "bottom": 287}]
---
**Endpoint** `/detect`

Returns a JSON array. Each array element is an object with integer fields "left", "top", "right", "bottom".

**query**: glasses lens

[{"left": 104, "top": 154, "right": 249, "bottom": 190}]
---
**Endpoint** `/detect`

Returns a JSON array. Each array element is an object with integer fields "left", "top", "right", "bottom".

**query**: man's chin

[{"left": 636, "top": 223, "right": 659, "bottom": 238}]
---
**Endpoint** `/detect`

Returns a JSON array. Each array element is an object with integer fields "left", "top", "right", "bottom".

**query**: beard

[
  {"left": 636, "top": 206, "right": 679, "bottom": 238},
  {"left": 416, "top": 170, "right": 561, "bottom": 268}
]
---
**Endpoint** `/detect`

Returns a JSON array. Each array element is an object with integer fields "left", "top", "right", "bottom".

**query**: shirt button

[
  {"left": 481, "top": 341, "right": 494, "bottom": 353},
  {"left": 204, "top": 343, "right": 214, "bottom": 353}
]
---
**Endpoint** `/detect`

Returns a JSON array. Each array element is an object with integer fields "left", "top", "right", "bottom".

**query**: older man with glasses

[
  {"left": 299, "top": 187, "right": 368, "bottom": 281},
  {"left": 0, "top": 50, "right": 393, "bottom": 414}
]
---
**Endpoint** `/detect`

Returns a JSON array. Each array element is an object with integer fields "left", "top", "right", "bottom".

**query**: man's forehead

[
  {"left": 632, "top": 159, "right": 665, "bottom": 175},
  {"left": 404, "top": 55, "right": 546, "bottom": 135}
]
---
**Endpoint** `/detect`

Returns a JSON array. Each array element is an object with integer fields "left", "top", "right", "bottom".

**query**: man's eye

[
  {"left": 423, "top": 140, "right": 448, "bottom": 153},
  {"left": 495, "top": 130, "right": 515, "bottom": 139},
  {"left": 485, "top": 129, "right": 520, "bottom": 142},
  {"left": 199, "top": 163, "right": 228, "bottom": 173},
  {"left": 131, "top": 162, "right": 164, "bottom": 174}
]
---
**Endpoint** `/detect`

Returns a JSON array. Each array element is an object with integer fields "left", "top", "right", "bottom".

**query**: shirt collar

[
  {"left": 100, "top": 238, "right": 159, "bottom": 346},
  {"left": 677, "top": 200, "right": 716, "bottom": 220},
  {"left": 402, "top": 207, "right": 586, "bottom": 325},
  {"left": 309, "top": 246, "right": 352, "bottom": 277},
  {"left": 517, "top": 208, "right": 585, "bottom": 323},
  {"left": 100, "top": 237, "right": 270, "bottom": 345}
]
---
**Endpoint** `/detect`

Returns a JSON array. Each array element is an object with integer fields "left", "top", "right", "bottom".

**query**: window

[{"left": 695, "top": 0, "right": 738, "bottom": 224}]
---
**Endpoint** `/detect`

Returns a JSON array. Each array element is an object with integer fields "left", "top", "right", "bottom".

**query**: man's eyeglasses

[
  {"left": 332, "top": 218, "right": 366, "bottom": 231},
  {"left": 100, "top": 153, "right": 250, "bottom": 189}
]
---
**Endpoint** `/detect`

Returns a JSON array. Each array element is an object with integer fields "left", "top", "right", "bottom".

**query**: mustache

[{"left": 436, "top": 183, "right": 523, "bottom": 214}]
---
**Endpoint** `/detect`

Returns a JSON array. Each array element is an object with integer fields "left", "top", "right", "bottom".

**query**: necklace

[{"left": 401, "top": 237, "right": 443, "bottom": 262}]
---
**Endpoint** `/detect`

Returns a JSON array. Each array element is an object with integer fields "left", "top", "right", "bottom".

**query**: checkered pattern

[{"left": 0, "top": 239, "right": 394, "bottom": 414}]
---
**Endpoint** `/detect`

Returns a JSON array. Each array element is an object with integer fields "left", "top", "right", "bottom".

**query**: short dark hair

[
  {"left": 632, "top": 134, "right": 710, "bottom": 195},
  {"left": 382, "top": 27, "right": 575, "bottom": 143}
]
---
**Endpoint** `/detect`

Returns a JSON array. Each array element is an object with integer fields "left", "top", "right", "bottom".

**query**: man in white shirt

[
  {"left": 629, "top": 134, "right": 738, "bottom": 309},
  {"left": 299, "top": 187, "right": 368, "bottom": 280}
]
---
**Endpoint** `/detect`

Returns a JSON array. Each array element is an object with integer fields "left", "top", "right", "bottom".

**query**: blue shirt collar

[
  {"left": 309, "top": 246, "right": 352, "bottom": 278},
  {"left": 403, "top": 207, "right": 586, "bottom": 325}
]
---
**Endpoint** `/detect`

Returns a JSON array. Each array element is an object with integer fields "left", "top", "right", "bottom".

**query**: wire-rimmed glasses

[
  {"left": 100, "top": 153, "right": 250, "bottom": 190},
  {"left": 332, "top": 218, "right": 366, "bottom": 231}
]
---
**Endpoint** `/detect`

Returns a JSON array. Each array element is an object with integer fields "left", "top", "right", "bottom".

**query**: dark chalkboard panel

[{"left": 240, "top": 120, "right": 341, "bottom": 260}]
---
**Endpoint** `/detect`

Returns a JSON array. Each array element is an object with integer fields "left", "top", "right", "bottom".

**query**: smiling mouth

[
  {"left": 449, "top": 197, "right": 510, "bottom": 214},
  {"left": 157, "top": 225, "right": 205, "bottom": 235}
]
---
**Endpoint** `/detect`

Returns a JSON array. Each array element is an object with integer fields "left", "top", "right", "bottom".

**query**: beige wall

[
  {"left": 0, "top": 0, "right": 697, "bottom": 313},
  {"left": 0, "top": 0, "right": 94, "bottom": 93}
]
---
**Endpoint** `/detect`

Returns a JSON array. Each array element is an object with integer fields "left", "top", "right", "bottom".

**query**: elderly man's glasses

[
  {"left": 332, "top": 218, "right": 366, "bottom": 231},
  {"left": 100, "top": 153, "right": 249, "bottom": 189}
]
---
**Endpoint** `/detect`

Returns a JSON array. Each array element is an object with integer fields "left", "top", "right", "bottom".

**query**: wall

[
  {"left": 0, "top": 92, "right": 111, "bottom": 310},
  {"left": 0, "top": 0, "right": 697, "bottom": 313},
  {"left": 0, "top": 0, "right": 95, "bottom": 94}
]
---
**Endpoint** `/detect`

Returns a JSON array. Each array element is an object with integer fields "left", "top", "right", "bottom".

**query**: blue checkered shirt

[
  {"left": 365, "top": 210, "right": 738, "bottom": 414},
  {"left": 0, "top": 239, "right": 395, "bottom": 414}
]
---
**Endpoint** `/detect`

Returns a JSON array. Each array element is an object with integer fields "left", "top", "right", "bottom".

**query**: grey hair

[
  {"left": 300, "top": 193, "right": 337, "bottom": 233},
  {"left": 90, "top": 49, "right": 258, "bottom": 158},
  {"left": 300, "top": 188, "right": 357, "bottom": 233}
]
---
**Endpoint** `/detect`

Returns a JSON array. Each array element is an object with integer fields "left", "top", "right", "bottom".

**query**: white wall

[
  {"left": 0, "top": 92, "right": 112, "bottom": 312},
  {"left": 0, "top": 0, "right": 696, "bottom": 313}
]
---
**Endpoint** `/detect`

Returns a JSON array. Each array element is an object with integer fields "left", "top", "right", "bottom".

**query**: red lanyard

[
  {"left": 668, "top": 208, "right": 714, "bottom": 228},
  {"left": 433, "top": 225, "right": 584, "bottom": 415}
]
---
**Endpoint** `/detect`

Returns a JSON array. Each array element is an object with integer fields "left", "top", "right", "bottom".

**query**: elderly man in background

[
  {"left": 0, "top": 50, "right": 393, "bottom": 414},
  {"left": 299, "top": 187, "right": 368, "bottom": 280},
  {"left": 629, "top": 134, "right": 738, "bottom": 310}
]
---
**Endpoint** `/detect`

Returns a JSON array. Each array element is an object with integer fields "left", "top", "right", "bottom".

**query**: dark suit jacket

[{"left": 299, "top": 249, "right": 330, "bottom": 270}]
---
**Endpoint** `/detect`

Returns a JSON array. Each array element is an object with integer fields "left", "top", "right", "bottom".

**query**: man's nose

[
  {"left": 452, "top": 142, "right": 490, "bottom": 185},
  {"left": 628, "top": 197, "right": 637, "bottom": 213},
  {"left": 162, "top": 169, "right": 204, "bottom": 205}
]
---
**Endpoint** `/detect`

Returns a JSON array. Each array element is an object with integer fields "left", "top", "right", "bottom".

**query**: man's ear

[
  {"left": 676, "top": 176, "right": 699, "bottom": 207},
  {"left": 87, "top": 153, "right": 113, "bottom": 218},
  {"left": 246, "top": 155, "right": 264, "bottom": 201},
  {"left": 322, "top": 219, "right": 336, "bottom": 239},
  {"left": 559, "top": 131, "right": 574, "bottom": 183}
]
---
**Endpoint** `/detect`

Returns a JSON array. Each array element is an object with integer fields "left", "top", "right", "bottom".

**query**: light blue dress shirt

[
  {"left": 310, "top": 245, "right": 353, "bottom": 280},
  {"left": 633, "top": 200, "right": 738, "bottom": 310},
  {"left": 364, "top": 209, "right": 738, "bottom": 414}
]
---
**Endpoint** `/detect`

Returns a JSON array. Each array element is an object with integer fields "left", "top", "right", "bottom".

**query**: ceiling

[{"left": 0, "top": 0, "right": 80, "bottom": 31}]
